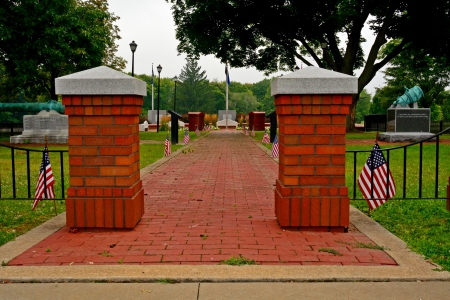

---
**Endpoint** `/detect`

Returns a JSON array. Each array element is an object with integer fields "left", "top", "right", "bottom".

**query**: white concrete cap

[
  {"left": 271, "top": 66, "right": 358, "bottom": 96},
  {"left": 55, "top": 66, "right": 146, "bottom": 96}
]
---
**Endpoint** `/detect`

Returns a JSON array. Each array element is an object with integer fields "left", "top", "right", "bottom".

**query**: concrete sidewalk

[
  {"left": 1, "top": 282, "right": 450, "bottom": 300},
  {"left": 0, "top": 131, "right": 449, "bottom": 283}
]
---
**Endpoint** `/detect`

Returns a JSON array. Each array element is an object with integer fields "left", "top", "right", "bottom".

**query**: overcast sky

[{"left": 108, "top": 0, "right": 385, "bottom": 95}]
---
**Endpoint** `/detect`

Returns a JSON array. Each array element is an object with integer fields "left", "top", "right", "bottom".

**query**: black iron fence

[
  {"left": 0, "top": 122, "right": 23, "bottom": 136},
  {"left": 346, "top": 127, "right": 450, "bottom": 201},
  {"left": 364, "top": 115, "right": 450, "bottom": 134},
  {"left": 0, "top": 143, "right": 68, "bottom": 200}
]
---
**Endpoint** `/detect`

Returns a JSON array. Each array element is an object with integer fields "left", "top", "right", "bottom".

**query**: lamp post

[
  {"left": 156, "top": 64, "right": 162, "bottom": 132},
  {"left": 173, "top": 76, "right": 181, "bottom": 111},
  {"left": 321, "top": 42, "right": 328, "bottom": 68},
  {"left": 129, "top": 41, "right": 137, "bottom": 77}
]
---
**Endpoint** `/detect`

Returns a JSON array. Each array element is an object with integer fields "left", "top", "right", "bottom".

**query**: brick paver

[{"left": 9, "top": 131, "right": 397, "bottom": 266}]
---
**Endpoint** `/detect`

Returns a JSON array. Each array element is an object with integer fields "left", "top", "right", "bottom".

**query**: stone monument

[
  {"left": 10, "top": 109, "right": 68, "bottom": 144},
  {"left": 147, "top": 110, "right": 167, "bottom": 124},
  {"left": 379, "top": 86, "right": 434, "bottom": 142}
]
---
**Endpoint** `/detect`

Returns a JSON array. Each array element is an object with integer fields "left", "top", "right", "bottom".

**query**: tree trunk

[{"left": 346, "top": 94, "right": 359, "bottom": 132}]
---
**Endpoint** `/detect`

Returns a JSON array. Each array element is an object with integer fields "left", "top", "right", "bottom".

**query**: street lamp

[
  {"left": 129, "top": 41, "right": 137, "bottom": 77},
  {"left": 173, "top": 76, "right": 182, "bottom": 111},
  {"left": 156, "top": 64, "right": 162, "bottom": 132}
]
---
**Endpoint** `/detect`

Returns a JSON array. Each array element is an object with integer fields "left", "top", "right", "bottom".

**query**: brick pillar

[
  {"left": 55, "top": 66, "right": 146, "bottom": 229},
  {"left": 271, "top": 67, "right": 357, "bottom": 232}
]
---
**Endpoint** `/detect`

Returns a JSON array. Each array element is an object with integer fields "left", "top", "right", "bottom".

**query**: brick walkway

[{"left": 9, "top": 131, "right": 397, "bottom": 266}]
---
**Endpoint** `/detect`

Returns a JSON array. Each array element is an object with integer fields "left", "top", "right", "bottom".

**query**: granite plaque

[
  {"left": 386, "top": 108, "right": 430, "bottom": 133},
  {"left": 218, "top": 110, "right": 236, "bottom": 121}
]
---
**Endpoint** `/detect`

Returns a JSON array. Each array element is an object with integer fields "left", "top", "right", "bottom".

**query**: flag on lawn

[
  {"left": 272, "top": 134, "right": 279, "bottom": 158},
  {"left": 164, "top": 134, "right": 171, "bottom": 156},
  {"left": 251, "top": 127, "right": 255, "bottom": 137},
  {"left": 245, "top": 128, "right": 249, "bottom": 136},
  {"left": 183, "top": 129, "right": 190, "bottom": 145},
  {"left": 357, "top": 142, "right": 396, "bottom": 210},
  {"left": 32, "top": 146, "right": 55, "bottom": 210},
  {"left": 196, "top": 125, "right": 200, "bottom": 136},
  {"left": 225, "top": 64, "right": 231, "bottom": 85},
  {"left": 242, "top": 125, "right": 246, "bottom": 133},
  {"left": 262, "top": 130, "right": 270, "bottom": 144}
]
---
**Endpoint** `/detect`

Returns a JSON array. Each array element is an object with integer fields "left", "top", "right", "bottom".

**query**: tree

[
  {"left": 355, "top": 89, "right": 371, "bottom": 123},
  {"left": 176, "top": 58, "right": 213, "bottom": 114},
  {"left": 440, "top": 91, "right": 450, "bottom": 120},
  {"left": 0, "top": 0, "right": 125, "bottom": 101},
  {"left": 380, "top": 40, "right": 450, "bottom": 109},
  {"left": 166, "top": 0, "right": 450, "bottom": 130}
]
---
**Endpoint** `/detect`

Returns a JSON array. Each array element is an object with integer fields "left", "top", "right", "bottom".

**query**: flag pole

[
  {"left": 152, "top": 63, "right": 154, "bottom": 111},
  {"left": 225, "top": 62, "right": 229, "bottom": 131}
]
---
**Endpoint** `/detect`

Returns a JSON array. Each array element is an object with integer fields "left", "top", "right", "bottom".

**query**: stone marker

[{"left": 10, "top": 109, "right": 68, "bottom": 144}]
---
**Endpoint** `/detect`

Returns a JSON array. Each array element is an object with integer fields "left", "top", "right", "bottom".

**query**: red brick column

[
  {"left": 274, "top": 94, "right": 352, "bottom": 232},
  {"left": 63, "top": 95, "right": 144, "bottom": 229}
]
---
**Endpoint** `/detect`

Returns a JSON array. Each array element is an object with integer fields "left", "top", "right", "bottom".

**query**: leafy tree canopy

[
  {"left": 167, "top": 0, "right": 450, "bottom": 129},
  {"left": 0, "top": 0, "right": 125, "bottom": 101}
]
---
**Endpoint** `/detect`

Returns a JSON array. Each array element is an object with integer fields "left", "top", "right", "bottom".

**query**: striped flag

[
  {"left": 245, "top": 128, "right": 249, "bottom": 136},
  {"left": 251, "top": 127, "right": 255, "bottom": 137},
  {"left": 272, "top": 134, "right": 279, "bottom": 158},
  {"left": 32, "top": 146, "right": 55, "bottom": 210},
  {"left": 262, "top": 130, "right": 270, "bottom": 144},
  {"left": 242, "top": 125, "right": 246, "bottom": 133},
  {"left": 357, "top": 142, "right": 396, "bottom": 210},
  {"left": 183, "top": 129, "right": 190, "bottom": 145},
  {"left": 164, "top": 134, "right": 171, "bottom": 156},
  {"left": 196, "top": 125, "right": 200, "bottom": 136}
]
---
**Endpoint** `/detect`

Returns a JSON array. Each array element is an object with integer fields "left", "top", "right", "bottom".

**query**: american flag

[
  {"left": 245, "top": 128, "right": 249, "bottom": 136},
  {"left": 32, "top": 146, "right": 55, "bottom": 210},
  {"left": 262, "top": 130, "right": 270, "bottom": 144},
  {"left": 272, "top": 134, "right": 279, "bottom": 158},
  {"left": 164, "top": 134, "right": 171, "bottom": 156},
  {"left": 225, "top": 64, "right": 231, "bottom": 85},
  {"left": 251, "top": 127, "right": 255, "bottom": 137},
  {"left": 183, "top": 129, "right": 190, "bottom": 145},
  {"left": 196, "top": 125, "right": 200, "bottom": 136},
  {"left": 242, "top": 125, "right": 245, "bottom": 133},
  {"left": 357, "top": 142, "right": 396, "bottom": 210}
]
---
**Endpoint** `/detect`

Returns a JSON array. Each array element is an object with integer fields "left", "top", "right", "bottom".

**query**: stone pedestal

[
  {"left": 271, "top": 67, "right": 357, "bottom": 232},
  {"left": 55, "top": 66, "right": 146, "bottom": 229},
  {"left": 248, "top": 112, "right": 266, "bottom": 131}
]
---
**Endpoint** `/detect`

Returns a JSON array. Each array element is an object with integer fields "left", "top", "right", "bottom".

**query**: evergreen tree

[{"left": 177, "top": 58, "right": 212, "bottom": 114}]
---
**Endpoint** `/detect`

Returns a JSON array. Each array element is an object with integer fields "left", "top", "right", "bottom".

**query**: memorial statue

[{"left": 391, "top": 86, "right": 424, "bottom": 108}]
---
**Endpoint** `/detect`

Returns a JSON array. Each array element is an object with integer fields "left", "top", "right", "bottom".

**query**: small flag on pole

[
  {"left": 251, "top": 127, "right": 255, "bottom": 137},
  {"left": 225, "top": 64, "right": 231, "bottom": 85},
  {"left": 245, "top": 127, "right": 249, "bottom": 136},
  {"left": 164, "top": 134, "right": 171, "bottom": 156},
  {"left": 32, "top": 145, "right": 55, "bottom": 210},
  {"left": 242, "top": 125, "right": 245, "bottom": 133},
  {"left": 262, "top": 130, "right": 270, "bottom": 144},
  {"left": 184, "top": 129, "right": 190, "bottom": 145},
  {"left": 196, "top": 125, "right": 200, "bottom": 136},
  {"left": 272, "top": 134, "right": 279, "bottom": 158},
  {"left": 357, "top": 142, "right": 396, "bottom": 210}
]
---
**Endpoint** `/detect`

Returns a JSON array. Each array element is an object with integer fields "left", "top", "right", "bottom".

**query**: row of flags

[{"left": 32, "top": 129, "right": 395, "bottom": 212}]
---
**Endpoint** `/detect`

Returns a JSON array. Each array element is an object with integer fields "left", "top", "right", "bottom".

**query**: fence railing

[
  {"left": 346, "top": 127, "right": 450, "bottom": 201},
  {"left": 0, "top": 143, "right": 68, "bottom": 200}
]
